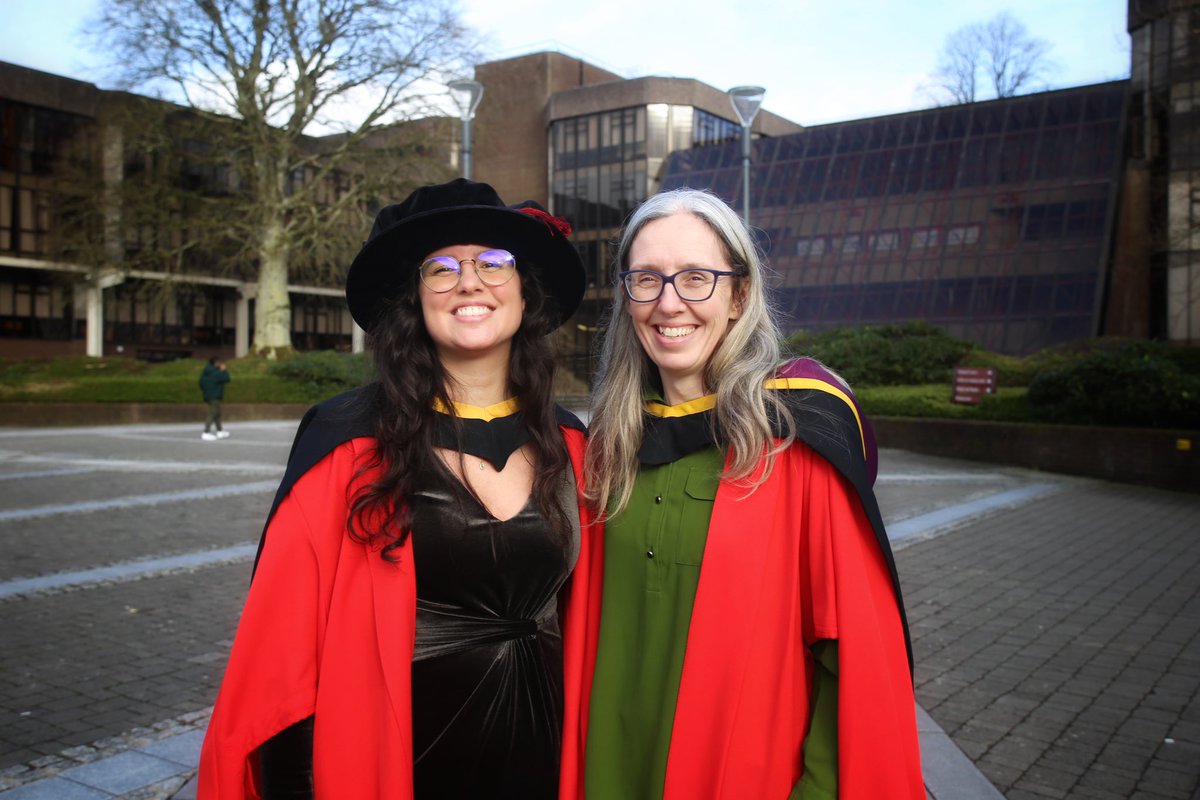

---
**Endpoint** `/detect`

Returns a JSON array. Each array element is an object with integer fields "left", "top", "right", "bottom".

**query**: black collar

[
  {"left": 433, "top": 399, "right": 530, "bottom": 471},
  {"left": 639, "top": 397, "right": 717, "bottom": 465}
]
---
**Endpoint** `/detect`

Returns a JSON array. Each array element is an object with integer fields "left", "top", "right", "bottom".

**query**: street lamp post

[
  {"left": 728, "top": 85, "right": 765, "bottom": 225},
  {"left": 448, "top": 79, "right": 484, "bottom": 180}
]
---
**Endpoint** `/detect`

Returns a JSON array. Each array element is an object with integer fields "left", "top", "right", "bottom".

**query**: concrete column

[
  {"left": 352, "top": 322, "right": 365, "bottom": 354},
  {"left": 1165, "top": 172, "right": 1200, "bottom": 343},
  {"left": 82, "top": 272, "right": 126, "bottom": 357},
  {"left": 1166, "top": 256, "right": 1199, "bottom": 344},
  {"left": 102, "top": 124, "right": 124, "bottom": 263},
  {"left": 236, "top": 285, "right": 253, "bottom": 358},
  {"left": 85, "top": 284, "right": 103, "bottom": 357}
]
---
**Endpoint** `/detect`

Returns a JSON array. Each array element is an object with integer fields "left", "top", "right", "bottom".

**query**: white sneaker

[
  {"left": 201, "top": 432, "right": 218, "bottom": 441},
  {"left": 215, "top": 431, "right": 230, "bottom": 439}
]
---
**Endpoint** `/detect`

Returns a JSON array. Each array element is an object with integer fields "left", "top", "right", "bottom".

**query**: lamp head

[
  {"left": 728, "top": 85, "right": 766, "bottom": 127},
  {"left": 448, "top": 79, "right": 484, "bottom": 121}
]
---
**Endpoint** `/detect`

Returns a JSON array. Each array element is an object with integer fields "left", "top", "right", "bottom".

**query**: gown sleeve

[
  {"left": 801, "top": 454, "right": 924, "bottom": 799},
  {"left": 259, "top": 716, "right": 314, "bottom": 799},
  {"left": 198, "top": 452, "right": 341, "bottom": 798}
]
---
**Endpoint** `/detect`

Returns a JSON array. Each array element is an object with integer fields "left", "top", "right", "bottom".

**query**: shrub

[
  {"left": 787, "top": 321, "right": 976, "bottom": 387},
  {"left": 1026, "top": 344, "right": 1200, "bottom": 429},
  {"left": 266, "top": 350, "right": 375, "bottom": 402}
]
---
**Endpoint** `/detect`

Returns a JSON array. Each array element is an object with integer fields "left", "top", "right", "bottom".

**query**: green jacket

[{"left": 199, "top": 363, "right": 231, "bottom": 401}]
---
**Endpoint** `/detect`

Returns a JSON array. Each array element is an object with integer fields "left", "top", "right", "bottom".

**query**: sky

[{"left": 1, "top": 0, "right": 1132, "bottom": 127}]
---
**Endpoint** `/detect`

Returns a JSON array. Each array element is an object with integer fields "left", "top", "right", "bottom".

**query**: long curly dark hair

[{"left": 347, "top": 260, "right": 571, "bottom": 560}]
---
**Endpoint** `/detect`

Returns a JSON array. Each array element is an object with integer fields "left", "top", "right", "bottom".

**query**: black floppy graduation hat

[{"left": 345, "top": 178, "right": 586, "bottom": 331}]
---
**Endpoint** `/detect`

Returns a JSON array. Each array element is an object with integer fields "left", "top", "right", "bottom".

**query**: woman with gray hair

[{"left": 570, "top": 189, "right": 923, "bottom": 799}]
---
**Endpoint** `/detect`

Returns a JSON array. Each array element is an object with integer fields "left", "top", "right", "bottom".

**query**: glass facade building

[
  {"left": 551, "top": 105, "right": 741, "bottom": 290},
  {"left": 0, "top": 66, "right": 359, "bottom": 358},
  {"left": 8, "top": 45, "right": 1185, "bottom": 364},
  {"left": 552, "top": 105, "right": 741, "bottom": 227},
  {"left": 549, "top": 99, "right": 746, "bottom": 376},
  {"left": 661, "top": 82, "right": 1128, "bottom": 354},
  {"left": 0, "top": 97, "right": 92, "bottom": 350},
  {"left": 1127, "top": 0, "right": 1200, "bottom": 342}
]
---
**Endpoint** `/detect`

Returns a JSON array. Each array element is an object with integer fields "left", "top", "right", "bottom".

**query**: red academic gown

[
  {"left": 560, "top": 372, "right": 924, "bottom": 799},
  {"left": 198, "top": 424, "right": 595, "bottom": 799}
]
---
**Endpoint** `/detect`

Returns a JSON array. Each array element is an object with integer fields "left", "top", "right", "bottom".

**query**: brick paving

[
  {"left": 897, "top": 481, "right": 1200, "bottom": 799},
  {"left": 1, "top": 422, "right": 1197, "bottom": 798},
  {"left": 0, "top": 562, "right": 247, "bottom": 769},
  {"left": 0, "top": 423, "right": 279, "bottom": 794}
]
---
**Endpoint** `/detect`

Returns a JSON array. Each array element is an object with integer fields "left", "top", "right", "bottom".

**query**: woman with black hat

[{"left": 198, "top": 179, "right": 596, "bottom": 799}]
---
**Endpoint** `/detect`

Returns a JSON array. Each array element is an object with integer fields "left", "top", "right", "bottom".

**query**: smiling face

[
  {"left": 418, "top": 243, "right": 525, "bottom": 368},
  {"left": 625, "top": 213, "right": 741, "bottom": 405}
]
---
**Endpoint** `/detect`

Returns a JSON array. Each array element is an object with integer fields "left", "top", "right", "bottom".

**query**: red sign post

[{"left": 952, "top": 367, "right": 997, "bottom": 405}]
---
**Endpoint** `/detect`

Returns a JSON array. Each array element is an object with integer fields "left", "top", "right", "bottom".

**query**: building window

[
  {"left": 870, "top": 231, "right": 899, "bottom": 251},
  {"left": 911, "top": 228, "right": 939, "bottom": 249},
  {"left": 0, "top": 186, "right": 11, "bottom": 251},
  {"left": 946, "top": 225, "right": 980, "bottom": 246},
  {"left": 693, "top": 110, "right": 740, "bottom": 148},
  {"left": 795, "top": 237, "right": 827, "bottom": 257},
  {"left": 0, "top": 100, "right": 92, "bottom": 258}
]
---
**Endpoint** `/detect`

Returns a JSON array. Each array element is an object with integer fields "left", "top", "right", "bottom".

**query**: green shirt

[
  {"left": 585, "top": 445, "right": 725, "bottom": 799},
  {"left": 584, "top": 441, "right": 840, "bottom": 799}
]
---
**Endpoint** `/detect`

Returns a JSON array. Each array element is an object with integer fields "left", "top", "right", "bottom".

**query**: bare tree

[
  {"left": 925, "top": 12, "right": 1056, "bottom": 105},
  {"left": 87, "top": 0, "right": 468, "bottom": 356}
]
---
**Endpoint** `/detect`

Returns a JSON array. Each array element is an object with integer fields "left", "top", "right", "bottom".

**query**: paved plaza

[{"left": 0, "top": 419, "right": 1196, "bottom": 799}]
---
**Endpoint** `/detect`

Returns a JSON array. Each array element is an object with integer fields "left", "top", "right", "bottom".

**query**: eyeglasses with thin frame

[
  {"left": 419, "top": 249, "right": 517, "bottom": 293},
  {"left": 619, "top": 268, "right": 739, "bottom": 303}
]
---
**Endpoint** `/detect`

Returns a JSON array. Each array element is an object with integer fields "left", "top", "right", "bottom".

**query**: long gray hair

[{"left": 584, "top": 188, "right": 793, "bottom": 516}]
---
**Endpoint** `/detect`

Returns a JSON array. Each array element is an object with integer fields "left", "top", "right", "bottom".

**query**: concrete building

[
  {"left": 466, "top": 52, "right": 801, "bottom": 370},
  {"left": 1124, "top": 0, "right": 1200, "bottom": 344},
  {"left": 0, "top": 62, "right": 448, "bottom": 360},
  {"left": 2, "top": 2, "right": 1196, "bottom": 367},
  {"left": 0, "top": 51, "right": 798, "bottom": 364}
]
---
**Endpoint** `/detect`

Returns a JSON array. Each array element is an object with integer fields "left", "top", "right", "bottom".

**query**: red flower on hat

[{"left": 518, "top": 207, "right": 573, "bottom": 238}]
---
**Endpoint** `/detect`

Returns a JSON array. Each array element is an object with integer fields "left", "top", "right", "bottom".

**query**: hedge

[
  {"left": 1026, "top": 344, "right": 1199, "bottom": 428},
  {"left": 787, "top": 321, "right": 975, "bottom": 387}
]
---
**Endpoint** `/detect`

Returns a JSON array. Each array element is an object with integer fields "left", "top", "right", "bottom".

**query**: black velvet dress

[{"left": 407, "top": 458, "right": 577, "bottom": 799}]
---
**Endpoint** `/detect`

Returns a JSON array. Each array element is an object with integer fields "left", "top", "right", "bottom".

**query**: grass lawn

[
  {"left": 1, "top": 354, "right": 1027, "bottom": 422},
  {"left": 855, "top": 383, "right": 1032, "bottom": 423},
  {"left": 0, "top": 352, "right": 595, "bottom": 407},
  {"left": 0, "top": 355, "right": 314, "bottom": 404},
  {"left": 8, "top": 327, "right": 1194, "bottom": 431}
]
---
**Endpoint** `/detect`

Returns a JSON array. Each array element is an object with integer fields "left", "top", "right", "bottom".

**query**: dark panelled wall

[{"left": 663, "top": 82, "right": 1128, "bottom": 355}]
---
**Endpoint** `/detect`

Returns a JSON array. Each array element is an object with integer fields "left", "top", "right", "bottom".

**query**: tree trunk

[{"left": 252, "top": 215, "right": 293, "bottom": 357}]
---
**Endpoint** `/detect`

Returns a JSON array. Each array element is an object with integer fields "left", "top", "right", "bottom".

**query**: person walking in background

[
  {"left": 573, "top": 188, "right": 923, "bottom": 799},
  {"left": 199, "top": 356, "right": 231, "bottom": 441},
  {"left": 198, "top": 179, "right": 595, "bottom": 799}
]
